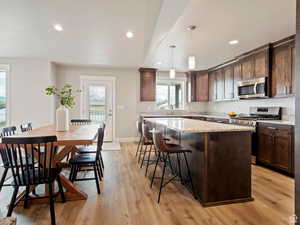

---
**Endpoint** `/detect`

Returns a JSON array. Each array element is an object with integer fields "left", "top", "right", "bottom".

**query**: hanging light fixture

[
  {"left": 187, "top": 25, "right": 197, "bottom": 70},
  {"left": 169, "top": 45, "right": 176, "bottom": 79}
]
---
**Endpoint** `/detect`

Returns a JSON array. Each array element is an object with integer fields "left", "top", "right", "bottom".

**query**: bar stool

[
  {"left": 139, "top": 123, "right": 156, "bottom": 175},
  {"left": 135, "top": 120, "right": 143, "bottom": 158},
  {"left": 150, "top": 131, "right": 196, "bottom": 203}
]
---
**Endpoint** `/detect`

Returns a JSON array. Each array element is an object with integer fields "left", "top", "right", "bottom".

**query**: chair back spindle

[
  {"left": 71, "top": 119, "right": 92, "bottom": 125},
  {"left": 20, "top": 123, "right": 32, "bottom": 132}
]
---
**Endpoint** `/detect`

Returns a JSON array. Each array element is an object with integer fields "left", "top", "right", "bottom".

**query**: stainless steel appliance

[{"left": 237, "top": 77, "right": 268, "bottom": 99}]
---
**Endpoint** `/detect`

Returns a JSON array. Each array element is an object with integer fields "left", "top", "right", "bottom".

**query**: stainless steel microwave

[{"left": 237, "top": 77, "right": 268, "bottom": 99}]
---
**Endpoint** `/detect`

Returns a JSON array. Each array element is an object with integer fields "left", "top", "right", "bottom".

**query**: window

[
  {"left": 156, "top": 80, "right": 185, "bottom": 110},
  {"left": 0, "top": 66, "right": 8, "bottom": 127}
]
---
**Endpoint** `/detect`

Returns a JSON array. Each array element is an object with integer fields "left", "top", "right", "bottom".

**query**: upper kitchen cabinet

[
  {"left": 224, "top": 65, "right": 234, "bottom": 99},
  {"left": 208, "top": 71, "right": 217, "bottom": 101},
  {"left": 271, "top": 36, "right": 295, "bottom": 97},
  {"left": 239, "top": 45, "right": 270, "bottom": 81},
  {"left": 139, "top": 68, "right": 157, "bottom": 101},
  {"left": 233, "top": 62, "right": 242, "bottom": 99},
  {"left": 240, "top": 56, "right": 254, "bottom": 80},
  {"left": 186, "top": 71, "right": 209, "bottom": 102},
  {"left": 196, "top": 71, "right": 209, "bottom": 102},
  {"left": 186, "top": 71, "right": 197, "bottom": 102},
  {"left": 215, "top": 68, "right": 225, "bottom": 100}
]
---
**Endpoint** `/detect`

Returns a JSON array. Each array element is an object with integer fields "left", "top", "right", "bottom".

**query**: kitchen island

[{"left": 145, "top": 118, "right": 255, "bottom": 206}]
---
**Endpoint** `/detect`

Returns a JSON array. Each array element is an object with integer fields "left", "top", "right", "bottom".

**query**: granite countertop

[
  {"left": 256, "top": 120, "right": 295, "bottom": 126},
  {"left": 145, "top": 118, "right": 255, "bottom": 133},
  {"left": 141, "top": 113, "right": 295, "bottom": 126},
  {"left": 0, "top": 218, "right": 16, "bottom": 225}
]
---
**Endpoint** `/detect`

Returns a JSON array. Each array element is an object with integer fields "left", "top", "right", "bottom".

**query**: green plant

[{"left": 45, "top": 84, "right": 81, "bottom": 108}]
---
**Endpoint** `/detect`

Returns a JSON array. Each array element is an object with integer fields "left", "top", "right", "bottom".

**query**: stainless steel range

[{"left": 229, "top": 106, "right": 281, "bottom": 127}]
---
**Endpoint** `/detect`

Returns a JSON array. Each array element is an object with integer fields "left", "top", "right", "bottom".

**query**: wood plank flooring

[{"left": 0, "top": 142, "right": 294, "bottom": 225}]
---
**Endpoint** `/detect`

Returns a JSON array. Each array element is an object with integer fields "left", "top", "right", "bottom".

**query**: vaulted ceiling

[{"left": 0, "top": 0, "right": 296, "bottom": 71}]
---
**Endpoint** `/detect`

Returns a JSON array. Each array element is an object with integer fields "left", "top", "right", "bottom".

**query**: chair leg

[
  {"left": 140, "top": 144, "right": 148, "bottom": 168},
  {"left": 69, "top": 165, "right": 75, "bottom": 181},
  {"left": 48, "top": 182, "right": 56, "bottom": 225},
  {"left": 7, "top": 186, "right": 19, "bottom": 217},
  {"left": 176, "top": 153, "right": 183, "bottom": 184},
  {"left": 57, "top": 176, "right": 66, "bottom": 203},
  {"left": 151, "top": 152, "right": 160, "bottom": 188},
  {"left": 157, "top": 153, "right": 168, "bottom": 204},
  {"left": 138, "top": 138, "right": 145, "bottom": 163},
  {"left": 24, "top": 185, "right": 30, "bottom": 209},
  {"left": 93, "top": 165, "right": 101, "bottom": 195},
  {"left": 135, "top": 135, "right": 142, "bottom": 157},
  {"left": 99, "top": 152, "right": 104, "bottom": 169},
  {"left": 0, "top": 167, "right": 8, "bottom": 192},
  {"left": 96, "top": 161, "right": 102, "bottom": 181},
  {"left": 145, "top": 144, "right": 153, "bottom": 177},
  {"left": 183, "top": 152, "right": 197, "bottom": 199}
]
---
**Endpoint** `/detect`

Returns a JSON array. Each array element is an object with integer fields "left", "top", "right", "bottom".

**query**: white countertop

[{"left": 145, "top": 118, "right": 255, "bottom": 133}]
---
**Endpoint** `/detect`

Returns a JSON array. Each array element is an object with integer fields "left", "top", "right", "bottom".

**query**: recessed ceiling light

[
  {"left": 229, "top": 40, "right": 239, "bottom": 45},
  {"left": 156, "top": 61, "right": 162, "bottom": 65},
  {"left": 126, "top": 31, "right": 134, "bottom": 39},
  {"left": 53, "top": 24, "right": 63, "bottom": 32}
]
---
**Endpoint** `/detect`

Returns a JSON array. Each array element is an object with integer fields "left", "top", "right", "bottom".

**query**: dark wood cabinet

[
  {"left": 241, "top": 56, "right": 254, "bottom": 80},
  {"left": 196, "top": 72, "right": 209, "bottom": 102},
  {"left": 233, "top": 63, "right": 242, "bottom": 99},
  {"left": 224, "top": 65, "right": 234, "bottom": 99},
  {"left": 208, "top": 71, "right": 217, "bottom": 101},
  {"left": 292, "top": 46, "right": 296, "bottom": 94},
  {"left": 215, "top": 69, "right": 225, "bottom": 100},
  {"left": 239, "top": 45, "right": 270, "bottom": 81},
  {"left": 271, "top": 36, "right": 295, "bottom": 97},
  {"left": 257, "top": 123, "right": 294, "bottom": 175},
  {"left": 186, "top": 71, "right": 197, "bottom": 102},
  {"left": 139, "top": 68, "right": 157, "bottom": 101},
  {"left": 254, "top": 46, "right": 270, "bottom": 78},
  {"left": 186, "top": 71, "right": 209, "bottom": 102}
]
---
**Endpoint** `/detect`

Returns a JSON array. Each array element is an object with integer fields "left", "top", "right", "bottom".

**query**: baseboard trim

[{"left": 115, "top": 137, "right": 139, "bottom": 142}]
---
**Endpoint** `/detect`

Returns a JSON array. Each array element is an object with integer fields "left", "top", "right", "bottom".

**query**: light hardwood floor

[{"left": 0, "top": 142, "right": 294, "bottom": 225}]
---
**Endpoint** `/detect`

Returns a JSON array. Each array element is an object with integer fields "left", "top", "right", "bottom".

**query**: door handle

[{"left": 253, "top": 82, "right": 257, "bottom": 94}]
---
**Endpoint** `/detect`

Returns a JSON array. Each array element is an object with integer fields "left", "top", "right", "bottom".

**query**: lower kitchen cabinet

[{"left": 256, "top": 123, "right": 294, "bottom": 175}]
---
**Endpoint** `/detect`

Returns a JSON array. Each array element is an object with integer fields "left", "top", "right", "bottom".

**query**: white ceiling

[
  {"left": 147, "top": 0, "right": 296, "bottom": 71},
  {"left": 0, "top": 0, "right": 296, "bottom": 71}
]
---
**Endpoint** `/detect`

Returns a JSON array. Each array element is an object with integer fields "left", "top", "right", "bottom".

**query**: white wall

[
  {"left": 0, "top": 58, "right": 55, "bottom": 128},
  {"left": 55, "top": 65, "right": 139, "bottom": 140}
]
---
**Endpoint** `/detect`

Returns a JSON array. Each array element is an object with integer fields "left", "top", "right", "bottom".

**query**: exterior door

[{"left": 81, "top": 79, "right": 114, "bottom": 142}]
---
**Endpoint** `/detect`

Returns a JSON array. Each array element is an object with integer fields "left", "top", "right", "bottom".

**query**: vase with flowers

[{"left": 45, "top": 84, "right": 81, "bottom": 131}]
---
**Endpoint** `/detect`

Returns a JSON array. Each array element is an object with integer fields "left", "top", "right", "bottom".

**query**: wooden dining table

[{"left": 0, "top": 124, "right": 99, "bottom": 205}]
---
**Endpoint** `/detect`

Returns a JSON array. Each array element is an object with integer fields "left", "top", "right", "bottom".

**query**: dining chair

[
  {"left": 0, "top": 126, "right": 25, "bottom": 192},
  {"left": 2, "top": 136, "right": 65, "bottom": 225},
  {"left": 70, "top": 119, "right": 92, "bottom": 125},
  {"left": 76, "top": 123, "right": 105, "bottom": 171},
  {"left": 2, "top": 126, "right": 17, "bottom": 136},
  {"left": 150, "top": 131, "right": 196, "bottom": 203},
  {"left": 20, "top": 122, "right": 32, "bottom": 132},
  {"left": 69, "top": 126, "right": 105, "bottom": 194}
]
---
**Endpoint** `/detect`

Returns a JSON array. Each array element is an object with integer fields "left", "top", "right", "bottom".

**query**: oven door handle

[{"left": 253, "top": 82, "right": 258, "bottom": 94}]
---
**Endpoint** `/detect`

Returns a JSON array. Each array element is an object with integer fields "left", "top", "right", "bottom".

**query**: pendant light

[
  {"left": 187, "top": 25, "right": 197, "bottom": 70},
  {"left": 169, "top": 45, "right": 176, "bottom": 79}
]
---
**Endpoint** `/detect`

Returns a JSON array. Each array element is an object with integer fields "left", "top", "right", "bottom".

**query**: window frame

[
  {"left": 0, "top": 64, "right": 10, "bottom": 127},
  {"left": 156, "top": 78, "right": 186, "bottom": 110}
]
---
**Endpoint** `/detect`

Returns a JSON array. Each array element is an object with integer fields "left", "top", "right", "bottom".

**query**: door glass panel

[{"left": 89, "top": 85, "right": 106, "bottom": 122}]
